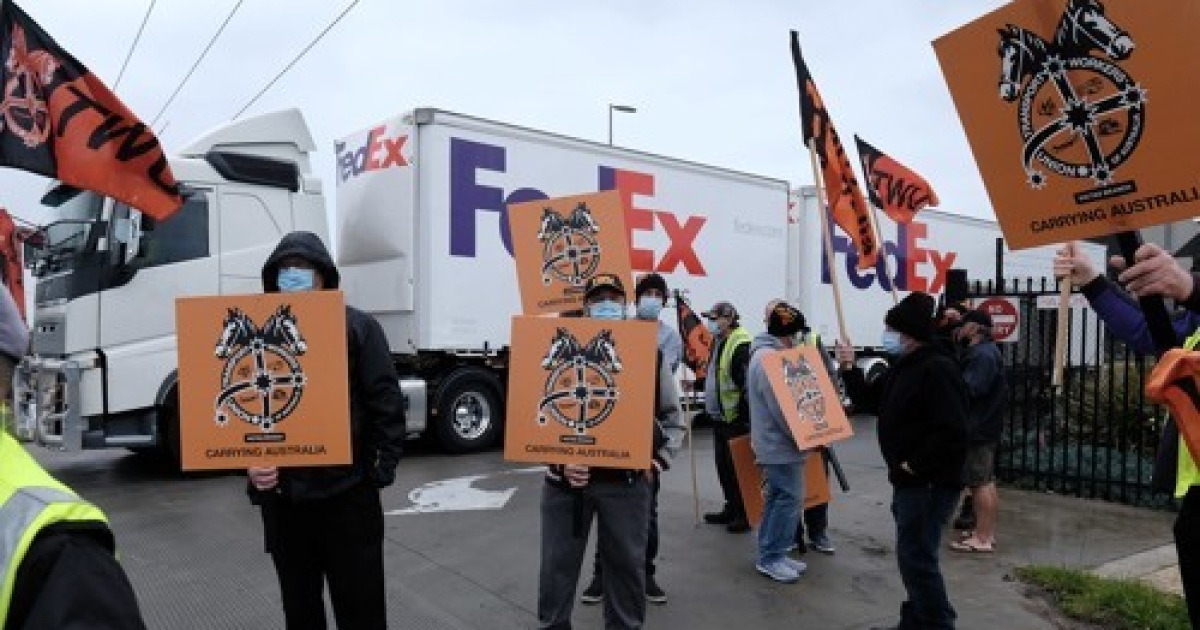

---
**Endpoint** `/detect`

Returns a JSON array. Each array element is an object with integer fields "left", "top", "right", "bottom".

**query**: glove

[{"left": 374, "top": 465, "right": 396, "bottom": 489}]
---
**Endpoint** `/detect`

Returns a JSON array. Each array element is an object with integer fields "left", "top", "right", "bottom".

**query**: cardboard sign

[
  {"left": 935, "top": 0, "right": 1200, "bottom": 249},
  {"left": 731, "top": 436, "right": 831, "bottom": 528},
  {"left": 504, "top": 316, "right": 657, "bottom": 469},
  {"left": 176, "top": 291, "right": 352, "bottom": 471},
  {"left": 508, "top": 191, "right": 633, "bottom": 315},
  {"left": 762, "top": 345, "right": 854, "bottom": 450}
]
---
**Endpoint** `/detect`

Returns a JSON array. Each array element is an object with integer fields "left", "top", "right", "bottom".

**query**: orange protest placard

[
  {"left": 504, "top": 316, "right": 657, "bottom": 469},
  {"left": 763, "top": 345, "right": 853, "bottom": 450},
  {"left": 935, "top": 0, "right": 1200, "bottom": 249},
  {"left": 175, "top": 291, "right": 352, "bottom": 471},
  {"left": 508, "top": 191, "right": 633, "bottom": 316},
  {"left": 731, "top": 436, "right": 831, "bottom": 528}
]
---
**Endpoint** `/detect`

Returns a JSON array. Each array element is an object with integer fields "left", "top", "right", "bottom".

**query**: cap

[
  {"left": 703, "top": 301, "right": 738, "bottom": 321},
  {"left": 584, "top": 273, "right": 626, "bottom": 301}
]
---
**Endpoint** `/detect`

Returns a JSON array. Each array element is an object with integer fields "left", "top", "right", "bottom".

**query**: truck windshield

[{"left": 28, "top": 191, "right": 103, "bottom": 276}]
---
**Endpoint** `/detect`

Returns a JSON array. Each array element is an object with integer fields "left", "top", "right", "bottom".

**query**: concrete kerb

[{"left": 1092, "top": 544, "right": 1183, "bottom": 596}]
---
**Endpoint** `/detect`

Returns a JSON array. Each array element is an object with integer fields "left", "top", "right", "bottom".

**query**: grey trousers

[{"left": 538, "top": 478, "right": 652, "bottom": 630}]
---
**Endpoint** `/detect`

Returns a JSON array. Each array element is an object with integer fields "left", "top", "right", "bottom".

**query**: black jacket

[
  {"left": 253, "top": 232, "right": 405, "bottom": 501},
  {"left": 843, "top": 344, "right": 968, "bottom": 489},
  {"left": 8, "top": 524, "right": 147, "bottom": 630},
  {"left": 960, "top": 338, "right": 1006, "bottom": 444}
]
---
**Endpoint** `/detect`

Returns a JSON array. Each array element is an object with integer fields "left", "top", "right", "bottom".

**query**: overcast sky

[{"left": 0, "top": 0, "right": 1010, "bottom": 229}]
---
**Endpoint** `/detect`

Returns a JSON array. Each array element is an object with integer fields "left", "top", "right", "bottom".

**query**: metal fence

[{"left": 969, "top": 277, "right": 1173, "bottom": 509}]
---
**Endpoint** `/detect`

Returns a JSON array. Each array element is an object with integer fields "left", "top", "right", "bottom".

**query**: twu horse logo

[
  {"left": 537, "top": 328, "right": 622, "bottom": 435},
  {"left": 782, "top": 355, "right": 828, "bottom": 432},
  {"left": 536, "top": 203, "right": 603, "bottom": 287},
  {"left": 996, "top": 0, "right": 1145, "bottom": 189},
  {"left": 213, "top": 305, "right": 309, "bottom": 432}
]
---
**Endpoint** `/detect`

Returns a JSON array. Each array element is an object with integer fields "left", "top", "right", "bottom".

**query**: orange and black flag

[
  {"left": 790, "top": 30, "right": 876, "bottom": 270},
  {"left": 855, "top": 136, "right": 939, "bottom": 225},
  {"left": 674, "top": 290, "right": 713, "bottom": 381},
  {"left": 0, "top": 2, "right": 181, "bottom": 219}
]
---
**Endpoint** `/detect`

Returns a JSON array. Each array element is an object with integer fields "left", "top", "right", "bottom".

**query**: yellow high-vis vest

[
  {"left": 716, "top": 327, "right": 753, "bottom": 421},
  {"left": 1174, "top": 329, "right": 1200, "bottom": 498},
  {"left": 0, "top": 433, "right": 109, "bottom": 626}
]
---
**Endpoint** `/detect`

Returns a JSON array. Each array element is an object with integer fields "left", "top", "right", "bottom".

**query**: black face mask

[{"left": 958, "top": 336, "right": 973, "bottom": 348}]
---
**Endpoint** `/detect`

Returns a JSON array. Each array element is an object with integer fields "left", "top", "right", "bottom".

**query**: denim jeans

[
  {"left": 891, "top": 484, "right": 960, "bottom": 630},
  {"left": 757, "top": 461, "right": 804, "bottom": 565}
]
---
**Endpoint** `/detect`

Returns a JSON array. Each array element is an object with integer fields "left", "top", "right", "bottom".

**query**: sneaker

[
  {"left": 645, "top": 575, "right": 667, "bottom": 604},
  {"left": 809, "top": 532, "right": 836, "bottom": 554},
  {"left": 755, "top": 559, "right": 801, "bottom": 584},
  {"left": 782, "top": 557, "right": 808, "bottom": 576},
  {"left": 580, "top": 576, "right": 603, "bottom": 604}
]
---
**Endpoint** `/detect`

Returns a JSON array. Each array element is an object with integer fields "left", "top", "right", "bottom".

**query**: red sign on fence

[{"left": 977, "top": 297, "right": 1020, "bottom": 343}]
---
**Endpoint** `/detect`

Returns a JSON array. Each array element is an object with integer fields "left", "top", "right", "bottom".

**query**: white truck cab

[{"left": 15, "top": 109, "right": 327, "bottom": 464}]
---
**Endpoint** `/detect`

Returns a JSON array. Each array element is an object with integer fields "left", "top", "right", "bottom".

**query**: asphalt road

[{"left": 33, "top": 416, "right": 1175, "bottom": 629}]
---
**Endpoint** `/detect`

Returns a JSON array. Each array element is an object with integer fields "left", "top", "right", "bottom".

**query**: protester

[
  {"left": 581, "top": 272, "right": 681, "bottom": 606},
  {"left": 1055, "top": 240, "right": 1200, "bottom": 626},
  {"left": 538, "top": 273, "right": 684, "bottom": 630},
  {"left": 747, "top": 300, "right": 814, "bottom": 583},
  {"left": 700, "top": 301, "right": 753, "bottom": 533},
  {"left": 838, "top": 291, "right": 968, "bottom": 630},
  {"left": 949, "top": 310, "right": 1006, "bottom": 554},
  {"left": 1, "top": 283, "right": 148, "bottom": 630},
  {"left": 246, "top": 232, "right": 405, "bottom": 630}
]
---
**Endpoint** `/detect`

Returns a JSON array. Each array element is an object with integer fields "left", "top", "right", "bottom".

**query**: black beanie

[
  {"left": 885, "top": 292, "right": 936, "bottom": 341},
  {"left": 635, "top": 273, "right": 669, "bottom": 300},
  {"left": 767, "top": 302, "right": 806, "bottom": 337}
]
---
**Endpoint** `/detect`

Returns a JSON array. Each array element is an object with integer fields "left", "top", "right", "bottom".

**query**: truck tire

[{"left": 434, "top": 368, "right": 503, "bottom": 453}]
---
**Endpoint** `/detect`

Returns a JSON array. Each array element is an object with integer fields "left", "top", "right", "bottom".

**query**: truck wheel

[{"left": 434, "top": 368, "right": 503, "bottom": 453}]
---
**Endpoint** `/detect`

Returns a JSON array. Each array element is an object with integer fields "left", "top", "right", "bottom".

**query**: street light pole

[{"left": 608, "top": 104, "right": 636, "bottom": 145}]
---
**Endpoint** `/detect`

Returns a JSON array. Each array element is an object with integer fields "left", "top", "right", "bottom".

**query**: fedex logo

[
  {"left": 449, "top": 137, "right": 708, "bottom": 275},
  {"left": 336, "top": 126, "right": 408, "bottom": 181},
  {"left": 822, "top": 220, "right": 957, "bottom": 293}
]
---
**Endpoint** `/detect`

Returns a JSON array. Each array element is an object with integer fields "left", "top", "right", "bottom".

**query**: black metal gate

[{"left": 969, "top": 277, "right": 1172, "bottom": 509}]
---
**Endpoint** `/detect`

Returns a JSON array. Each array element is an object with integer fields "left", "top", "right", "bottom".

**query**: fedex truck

[
  {"left": 334, "top": 109, "right": 791, "bottom": 451},
  {"left": 14, "top": 108, "right": 792, "bottom": 462}
]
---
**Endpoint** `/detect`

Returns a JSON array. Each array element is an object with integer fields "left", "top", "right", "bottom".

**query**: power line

[
  {"left": 232, "top": 1, "right": 361, "bottom": 120},
  {"left": 113, "top": 0, "right": 157, "bottom": 91},
  {"left": 149, "top": 0, "right": 245, "bottom": 127}
]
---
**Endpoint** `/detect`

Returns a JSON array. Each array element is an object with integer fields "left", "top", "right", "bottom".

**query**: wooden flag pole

[
  {"left": 689, "top": 414, "right": 700, "bottom": 526},
  {"left": 866, "top": 203, "right": 900, "bottom": 305},
  {"left": 807, "top": 138, "right": 850, "bottom": 343},
  {"left": 1051, "top": 272, "right": 1071, "bottom": 389}
]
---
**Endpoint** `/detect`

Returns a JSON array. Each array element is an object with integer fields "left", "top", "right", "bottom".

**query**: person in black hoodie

[
  {"left": 246, "top": 231, "right": 405, "bottom": 630},
  {"left": 836, "top": 292, "right": 968, "bottom": 630}
]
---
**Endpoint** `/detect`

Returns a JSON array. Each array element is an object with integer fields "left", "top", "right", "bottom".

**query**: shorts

[{"left": 962, "top": 443, "right": 996, "bottom": 488}]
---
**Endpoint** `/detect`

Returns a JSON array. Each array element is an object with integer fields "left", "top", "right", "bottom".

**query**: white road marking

[{"left": 386, "top": 466, "right": 543, "bottom": 515}]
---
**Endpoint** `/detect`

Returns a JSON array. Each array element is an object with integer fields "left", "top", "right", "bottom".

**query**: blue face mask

[
  {"left": 636, "top": 296, "right": 663, "bottom": 321},
  {"left": 278, "top": 267, "right": 316, "bottom": 293},
  {"left": 588, "top": 300, "right": 625, "bottom": 321},
  {"left": 706, "top": 320, "right": 721, "bottom": 336},
  {"left": 881, "top": 330, "right": 905, "bottom": 356}
]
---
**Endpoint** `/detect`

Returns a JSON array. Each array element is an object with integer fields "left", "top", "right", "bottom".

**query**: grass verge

[{"left": 1015, "top": 566, "right": 1188, "bottom": 630}]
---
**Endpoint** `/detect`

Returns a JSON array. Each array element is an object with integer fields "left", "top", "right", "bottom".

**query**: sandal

[{"left": 949, "top": 538, "right": 994, "bottom": 553}]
